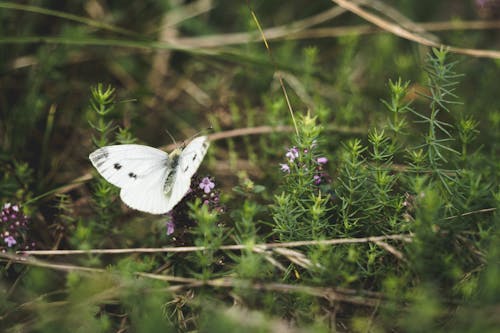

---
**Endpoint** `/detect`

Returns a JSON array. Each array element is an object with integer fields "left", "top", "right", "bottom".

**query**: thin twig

[
  {"left": 167, "top": 277, "right": 383, "bottom": 307},
  {"left": 283, "top": 20, "right": 500, "bottom": 41},
  {"left": 19, "top": 234, "right": 412, "bottom": 256},
  {"left": 0, "top": 252, "right": 102, "bottom": 273},
  {"left": 443, "top": 207, "right": 497, "bottom": 220},
  {"left": 9, "top": 20, "right": 499, "bottom": 72},
  {"left": 43, "top": 124, "right": 364, "bottom": 199},
  {"left": 331, "top": 0, "right": 500, "bottom": 59},
  {"left": 0, "top": 252, "right": 385, "bottom": 306}
]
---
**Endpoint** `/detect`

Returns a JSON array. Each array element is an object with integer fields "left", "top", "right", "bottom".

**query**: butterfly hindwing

[{"left": 119, "top": 164, "right": 172, "bottom": 214}]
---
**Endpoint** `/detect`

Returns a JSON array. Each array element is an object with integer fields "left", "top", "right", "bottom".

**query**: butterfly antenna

[
  {"left": 185, "top": 126, "right": 213, "bottom": 144},
  {"left": 164, "top": 129, "right": 178, "bottom": 148}
]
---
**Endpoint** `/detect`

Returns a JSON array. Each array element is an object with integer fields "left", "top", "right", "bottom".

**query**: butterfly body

[{"left": 89, "top": 136, "right": 209, "bottom": 214}]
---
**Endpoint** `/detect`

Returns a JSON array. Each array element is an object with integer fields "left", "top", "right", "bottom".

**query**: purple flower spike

[
  {"left": 1, "top": 203, "right": 33, "bottom": 252},
  {"left": 199, "top": 177, "right": 215, "bottom": 194},
  {"left": 313, "top": 175, "right": 321, "bottom": 185},
  {"left": 286, "top": 147, "right": 299, "bottom": 162},
  {"left": 4, "top": 235, "right": 16, "bottom": 247},
  {"left": 317, "top": 157, "right": 328, "bottom": 164},
  {"left": 280, "top": 163, "right": 290, "bottom": 173}
]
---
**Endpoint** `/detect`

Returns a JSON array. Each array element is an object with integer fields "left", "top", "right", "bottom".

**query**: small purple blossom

[
  {"left": 313, "top": 175, "right": 322, "bottom": 185},
  {"left": 286, "top": 147, "right": 299, "bottom": 162},
  {"left": 199, "top": 177, "right": 215, "bottom": 194},
  {"left": 166, "top": 220, "right": 175, "bottom": 236},
  {"left": 280, "top": 163, "right": 290, "bottom": 173},
  {"left": 317, "top": 157, "right": 328, "bottom": 164},
  {"left": 4, "top": 235, "right": 16, "bottom": 247}
]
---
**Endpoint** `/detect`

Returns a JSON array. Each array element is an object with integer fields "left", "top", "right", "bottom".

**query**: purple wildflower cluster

[
  {"left": 280, "top": 145, "right": 331, "bottom": 186},
  {"left": 166, "top": 176, "right": 223, "bottom": 237},
  {"left": 1, "top": 203, "right": 35, "bottom": 252}
]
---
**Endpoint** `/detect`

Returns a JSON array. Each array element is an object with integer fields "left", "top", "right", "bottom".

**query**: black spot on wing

[
  {"left": 184, "top": 165, "right": 189, "bottom": 172},
  {"left": 202, "top": 142, "right": 208, "bottom": 149},
  {"left": 192, "top": 154, "right": 197, "bottom": 161},
  {"left": 128, "top": 172, "right": 137, "bottom": 179},
  {"left": 114, "top": 163, "right": 122, "bottom": 170}
]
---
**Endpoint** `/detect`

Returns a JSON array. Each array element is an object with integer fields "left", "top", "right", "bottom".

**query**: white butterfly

[{"left": 89, "top": 136, "right": 209, "bottom": 214}]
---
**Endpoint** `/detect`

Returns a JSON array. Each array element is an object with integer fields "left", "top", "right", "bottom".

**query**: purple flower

[
  {"left": 166, "top": 220, "right": 175, "bottom": 236},
  {"left": 199, "top": 177, "right": 215, "bottom": 194},
  {"left": 317, "top": 157, "right": 328, "bottom": 164},
  {"left": 286, "top": 147, "right": 299, "bottom": 162},
  {"left": 313, "top": 175, "right": 322, "bottom": 185},
  {"left": 280, "top": 163, "right": 290, "bottom": 173},
  {"left": 4, "top": 235, "right": 16, "bottom": 247},
  {"left": 1, "top": 203, "right": 33, "bottom": 252}
]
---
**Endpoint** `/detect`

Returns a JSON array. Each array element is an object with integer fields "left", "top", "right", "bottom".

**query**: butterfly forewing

[
  {"left": 89, "top": 145, "right": 170, "bottom": 188},
  {"left": 166, "top": 136, "right": 210, "bottom": 208}
]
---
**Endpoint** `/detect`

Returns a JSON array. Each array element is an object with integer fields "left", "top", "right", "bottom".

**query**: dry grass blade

[
  {"left": 372, "top": 240, "right": 405, "bottom": 260},
  {"left": 252, "top": 246, "right": 287, "bottom": 272},
  {"left": 173, "top": 6, "right": 348, "bottom": 48},
  {"left": 19, "top": 233, "right": 412, "bottom": 255},
  {"left": 272, "top": 247, "right": 321, "bottom": 270},
  {"left": 356, "top": 0, "right": 439, "bottom": 42},
  {"left": 331, "top": 0, "right": 500, "bottom": 59}
]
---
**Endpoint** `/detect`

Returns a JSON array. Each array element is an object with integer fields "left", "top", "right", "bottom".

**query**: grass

[{"left": 1, "top": 1, "right": 500, "bottom": 332}]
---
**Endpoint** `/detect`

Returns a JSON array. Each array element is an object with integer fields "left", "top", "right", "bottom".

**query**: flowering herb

[
  {"left": 279, "top": 145, "right": 331, "bottom": 186},
  {"left": 165, "top": 175, "right": 223, "bottom": 238},
  {"left": 1, "top": 203, "right": 35, "bottom": 252},
  {"left": 272, "top": 113, "right": 333, "bottom": 241}
]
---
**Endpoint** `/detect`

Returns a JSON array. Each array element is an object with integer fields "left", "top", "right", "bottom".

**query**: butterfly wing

[
  {"left": 166, "top": 136, "right": 210, "bottom": 209},
  {"left": 89, "top": 144, "right": 173, "bottom": 214},
  {"left": 119, "top": 166, "right": 173, "bottom": 214}
]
